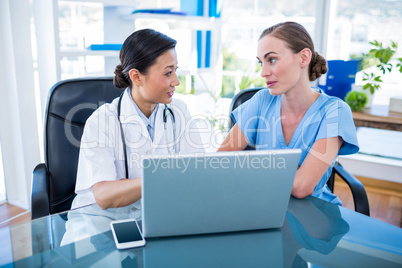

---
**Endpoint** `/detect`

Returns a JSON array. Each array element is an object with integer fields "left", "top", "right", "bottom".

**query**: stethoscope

[{"left": 117, "top": 91, "right": 178, "bottom": 178}]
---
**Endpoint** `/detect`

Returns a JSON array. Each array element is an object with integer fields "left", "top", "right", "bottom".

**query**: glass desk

[{"left": 1, "top": 196, "right": 401, "bottom": 267}]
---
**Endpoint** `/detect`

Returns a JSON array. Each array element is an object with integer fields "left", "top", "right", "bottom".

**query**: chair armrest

[
  {"left": 31, "top": 163, "right": 50, "bottom": 220},
  {"left": 333, "top": 162, "right": 370, "bottom": 217}
]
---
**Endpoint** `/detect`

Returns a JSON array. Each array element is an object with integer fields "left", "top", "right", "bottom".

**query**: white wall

[
  {"left": 0, "top": 0, "right": 41, "bottom": 209},
  {"left": 33, "top": 0, "right": 60, "bottom": 116}
]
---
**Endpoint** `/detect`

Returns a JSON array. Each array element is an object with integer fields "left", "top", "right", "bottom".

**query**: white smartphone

[{"left": 110, "top": 219, "right": 146, "bottom": 249}]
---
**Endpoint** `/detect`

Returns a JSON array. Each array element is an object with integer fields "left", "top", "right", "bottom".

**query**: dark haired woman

[
  {"left": 218, "top": 22, "right": 359, "bottom": 205},
  {"left": 72, "top": 29, "right": 204, "bottom": 213}
]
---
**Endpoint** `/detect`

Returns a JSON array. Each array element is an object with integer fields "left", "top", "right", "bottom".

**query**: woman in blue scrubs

[{"left": 218, "top": 22, "right": 359, "bottom": 205}]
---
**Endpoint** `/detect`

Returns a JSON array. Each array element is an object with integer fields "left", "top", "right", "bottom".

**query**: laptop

[{"left": 141, "top": 149, "right": 301, "bottom": 238}]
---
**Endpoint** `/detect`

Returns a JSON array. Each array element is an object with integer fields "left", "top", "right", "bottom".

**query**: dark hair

[
  {"left": 259, "top": 21, "right": 327, "bottom": 81},
  {"left": 113, "top": 29, "right": 177, "bottom": 89}
]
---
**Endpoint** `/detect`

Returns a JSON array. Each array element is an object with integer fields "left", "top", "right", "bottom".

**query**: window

[
  {"left": 329, "top": 0, "right": 402, "bottom": 61},
  {"left": 58, "top": 2, "right": 104, "bottom": 79},
  {"left": 57, "top": 0, "right": 182, "bottom": 79},
  {"left": 221, "top": 0, "right": 317, "bottom": 98},
  {"left": 330, "top": 0, "right": 402, "bottom": 161}
]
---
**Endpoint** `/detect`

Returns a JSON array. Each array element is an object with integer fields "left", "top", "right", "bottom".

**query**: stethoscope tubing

[{"left": 117, "top": 90, "right": 177, "bottom": 178}]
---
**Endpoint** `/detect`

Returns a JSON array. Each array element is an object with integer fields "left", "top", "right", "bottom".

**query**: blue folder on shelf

[
  {"left": 132, "top": 9, "right": 187, "bottom": 16},
  {"left": 318, "top": 60, "right": 359, "bottom": 100},
  {"left": 87, "top": 44, "right": 122, "bottom": 51}
]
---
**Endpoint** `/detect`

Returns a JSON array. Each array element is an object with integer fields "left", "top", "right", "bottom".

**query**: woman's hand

[
  {"left": 92, "top": 177, "right": 142, "bottom": 209},
  {"left": 291, "top": 136, "right": 343, "bottom": 199}
]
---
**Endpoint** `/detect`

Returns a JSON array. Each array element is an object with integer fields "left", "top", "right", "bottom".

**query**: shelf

[
  {"left": 352, "top": 104, "right": 402, "bottom": 131},
  {"left": 49, "top": 1, "right": 222, "bottom": 82},
  {"left": 59, "top": 0, "right": 138, "bottom": 6},
  {"left": 128, "top": 13, "right": 219, "bottom": 22},
  {"left": 60, "top": 48, "right": 120, "bottom": 58},
  {"left": 123, "top": 13, "right": 222, "bottom": 29}
]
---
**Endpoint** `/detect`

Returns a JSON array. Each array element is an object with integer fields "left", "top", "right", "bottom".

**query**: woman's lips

[
  {"left": 167, "top": 91, "right": 174, "bottom": 97},
  {"left": 266, "top": 81, "right": 276, "bottom": 88}
]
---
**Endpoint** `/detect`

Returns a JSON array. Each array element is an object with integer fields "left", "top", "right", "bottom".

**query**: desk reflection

[
  {"left": 284, "top": 197, "right": 350, "bottom": 267},
  {"left": 57, "top": 196, "right": 350, "bottom": 268},
  {"left": 26, "top": 230, "right": 141, "bottom": 267},
  {"left": 61, "top": 203, "right": 140, "bottom": 246},
  {"left": 4, "top": 196, "right": 402, "bottom": 267},
  {"left": 144, "top": 229, "right": 282, "bottom": 267}
]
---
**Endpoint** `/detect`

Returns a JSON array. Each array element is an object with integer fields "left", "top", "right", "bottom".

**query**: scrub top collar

[
  {"left": 127, "top": 88, "right": 158, "bottom": 141},
  {"left": 277, "top": 88, "right": 325, "bottom": 148}
]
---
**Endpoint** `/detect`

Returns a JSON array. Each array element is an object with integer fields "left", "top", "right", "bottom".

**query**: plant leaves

[
  {"left": 362, "top": 72, "right": 370, "bottom": 80},
  {"left": 345, "top": 91, "right": 368, "bottom": 111},
  {"left": 374, "top": 76, "right": 383, "bottom": 82},
  {"left": 391, "top": 41, "right": 398, "bottom": 49},
  {"left": 379, "top": 65, "right": 386, "bottom": 74}
]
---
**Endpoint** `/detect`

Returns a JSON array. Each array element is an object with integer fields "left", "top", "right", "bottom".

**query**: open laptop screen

[{"left": 141, "top": 149, "right": 301, "bottom": 237}]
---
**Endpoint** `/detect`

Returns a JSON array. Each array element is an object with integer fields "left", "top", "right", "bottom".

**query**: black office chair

[
  {"left": 229, "top": 87, "right": 370, "bottom": 216},
  {"left": 31, "top": 77, "right": 122, "bottom": 220}
]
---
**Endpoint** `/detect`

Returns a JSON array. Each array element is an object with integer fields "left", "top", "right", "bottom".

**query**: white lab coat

[{"left": 71, "top": 89, "right": 205, "bottom": 211}]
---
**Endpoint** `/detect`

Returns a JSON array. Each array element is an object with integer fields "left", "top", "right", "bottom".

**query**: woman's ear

[
  {"left": 299, "top": 48, "right": 312, "bottom": 68},
  {"left": 129, "top": 69, "right": 142, "bottom": 86}
]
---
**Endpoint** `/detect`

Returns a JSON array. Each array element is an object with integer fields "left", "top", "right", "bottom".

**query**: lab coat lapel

[
  {"left": 120, "top": 90, "right": 151, "bottom": 141},
  {"left": 152, "top": 103, "right": 166, "bottom": 148}
]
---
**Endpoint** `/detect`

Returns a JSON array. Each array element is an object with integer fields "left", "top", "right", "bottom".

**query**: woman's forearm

[
  {"left": 291, "top": 137, "right": 343, "bottom": 199},
  {"left": 92, "top": 178, "right": 142, "bottom": 209},
  {"left": 218, "top": 124, "right": 249, "bottom": 151}
]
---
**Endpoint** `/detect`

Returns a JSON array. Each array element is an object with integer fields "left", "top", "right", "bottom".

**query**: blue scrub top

[{"left": 232, "top": 88, "right": 359, "bottom": 205}]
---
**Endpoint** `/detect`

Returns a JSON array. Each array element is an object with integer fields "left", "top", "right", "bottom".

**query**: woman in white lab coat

[{"left": 70, "top": 29, "right": 204, "bottom": 214}]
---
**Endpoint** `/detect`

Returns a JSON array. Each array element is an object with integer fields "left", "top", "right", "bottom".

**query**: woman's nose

[
  {"left": 260, "top": 64, "right": 271, "bottom": 77},
  {"left": 172, "top": 72, "right": 180, "bottom": 87}
]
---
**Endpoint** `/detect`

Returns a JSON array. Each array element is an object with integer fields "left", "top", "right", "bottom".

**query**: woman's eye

[
  {"left": 165, "top": 71, "right": 172, "bottom": 76},
  {"left": 268, "top": 58, "right": 276, "bottom": 64}
]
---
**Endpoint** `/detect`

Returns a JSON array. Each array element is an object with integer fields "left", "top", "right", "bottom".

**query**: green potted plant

[
  {"left": 345, "top": 91, "right": 368, "bottom": 112},
  {"left": 347, "top": 40, "right": 402, "bottom": 111},
  {"left": 361, "top": 40, "right": 402, "bottom": 94}
]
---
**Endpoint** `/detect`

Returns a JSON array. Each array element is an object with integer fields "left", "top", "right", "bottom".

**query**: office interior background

[{"left": 0, "top": 0, "right": 402, "bottom": 213}]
